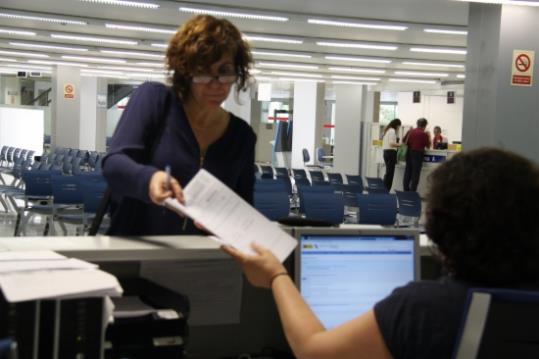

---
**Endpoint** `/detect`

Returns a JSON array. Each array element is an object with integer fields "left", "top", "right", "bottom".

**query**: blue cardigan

[{"left": 103, "top": 82, "right": 256, "bottom": 235}]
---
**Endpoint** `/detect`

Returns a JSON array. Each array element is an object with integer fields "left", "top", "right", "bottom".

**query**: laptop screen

[{"left": 295, "top": 229, "right": 417, "bottom": 329}]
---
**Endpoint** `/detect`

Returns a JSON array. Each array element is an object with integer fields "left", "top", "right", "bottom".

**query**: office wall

[{"left": 398, "top": 92, "right": 463, "bottom": 143}]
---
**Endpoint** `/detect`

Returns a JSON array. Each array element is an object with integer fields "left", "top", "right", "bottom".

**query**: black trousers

[
  {"left": 403, "top": 150, "right": 424, "bottom": 191},
  {"left": 383, "top": 149, "right": 397, "bottom": 191}
]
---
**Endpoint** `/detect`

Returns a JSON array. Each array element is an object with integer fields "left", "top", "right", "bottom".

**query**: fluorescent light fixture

[
  {"left": 325, "top": 55, "right": 391, "bottom": 64},
  {"left": 81, "top": 72, "right": 128, "bottom": 79},
  {"left": 135, "top": 62, "right": 164, "bottom": 68},
  {"left": 0, "top": 28, "right": 36, "bottom": 36},
  {"left": 127, "top": 73, "right": 166, "bottom": 79},
  {"left": 79, "top": 0, "right": 159, "bottom": 9},
  {"left": 254, "top": 76, "right": 272, "bottom": 82},
  {"left": 82, "top": 68, "right": 123, "bottom": 75},
  {"left": 252, "top": 51, "right": 311, "bottom": 59},
  {"left": 457, "top": 74, "right": 466, "bottom": 78},
  {"left": 275, "top": 77, "right": 323, "bottom": 82},
  {"left": 389, "top": 78, "right": 437, "bottom": 84},
  {"left": 424, "top": 28, "right": 468, "bottom": 35},
  {"left": 257, "top": 62, "right": 319, "bottom": 70},
  {"left": 317, "top": 41, "right": 398, "bottom": 51},
  {"left": 410, "top": 47, "right": 467, "bottom": 55},
  {"left": 328, "top": 66, "right": 385, "bottom": 74},
  {"left": 308, "top": 18, "right": 407, "bottom": 31},
  {"left": 99, "top": 49, "right": 164, "bottom": 59},
  {"left": 151, "top": 43, "right": 168, "bottom": 48},
  {"left": 401, "top": 61, "right": 465, "bottom": 68},
  {"left": 0, "top": 69, "right": 17, "bottom": 74},
  {"left": 51, "top": 34, "right": 137, "bottom": 45},
  {"left": 105, "top": 23, "right": 175, "bottom": 34},
  {"left": 28, "top": 60, "right": 89, "bottom": 67},
  {"left": 0, "top": 50, "right": 49, "bottom": 58},
  {"left": 9, "top": 42, "right": 88, "bottom": 52},
  {"left": 332, "top": 81, "right": 377, "bottom": 85},
  {"left": 179, "top": 6, "right": 288, "bottom": 22},
  {"left": 270, "top": 71, "right": 323, "bottom": 78},
  {"left": 394, "top": 71, "right": 449, "bottom": 77},
  {"left": 62, "top": 55, "right": 126, "bottom": 64},
  {"left": 98, "top": 65, "right": 154, "bottom": 72},
  {"left": 0, "top": 57, "right": 18, "bottom": 63},
  {"left": 331, "top": 75, "right": 380, "bottom": 81},
  {"left": 244, "top": 35, "right": 302, "bottom": 44},
  {"left": 0, "top": 12, "right": 86, "bottom": 25},
  {"left": 455, "top": 0, "right": 539, "bottom": 6},
  {"left": 6, "top": 64, "right": 51, "bottom": 71}
]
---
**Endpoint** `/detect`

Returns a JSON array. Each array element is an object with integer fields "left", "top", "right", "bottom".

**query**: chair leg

[
  {"left": 13, "top": 211, "right": 21, "bottom": 236},
  {"left": 59, "top": 221, "right": 67, "bottom": 236}
]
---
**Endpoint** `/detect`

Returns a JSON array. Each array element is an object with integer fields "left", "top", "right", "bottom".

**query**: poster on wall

[
  {"left": 64, "top": 83, "right": 75, "bottom": 99},
  {"left": 413, "top": 91, "right": 421, "bottom": 103},
  {"left": 511, "top": 50, "right": 534, "bottom": 87},
  {"left": 447, "top": 91, "right": 455, "bottom": 104}
]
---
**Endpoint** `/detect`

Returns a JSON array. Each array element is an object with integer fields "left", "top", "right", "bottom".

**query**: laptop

[{"left": 294, "top": 227, "right": 419, "bottom": 329}]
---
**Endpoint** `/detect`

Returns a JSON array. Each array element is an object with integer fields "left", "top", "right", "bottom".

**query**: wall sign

[
  {"left": 413, "top": 91, "right": 421, "bottom": 103},
  {"left": 511, "top": 50, "right": 534, "bottom": 87},
  {"left": 64, "top": 83, "right": 75, "bottom": 99},
  {"left": 447, "top": 91, "right": 455, "bottom": 104}
]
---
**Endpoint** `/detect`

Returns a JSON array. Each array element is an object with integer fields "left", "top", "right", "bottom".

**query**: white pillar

[
  {"left": 2, "top": 77, "right": 21, "bottom": 105},
  {"left": 291, "top": 81, "right": 325, "bottom": 169},
  {"left": 51, "top": 65, "right": 81, "bottom": 149},
  {"left": 80, "top": 76, "right": 107, "bottom": 151}
]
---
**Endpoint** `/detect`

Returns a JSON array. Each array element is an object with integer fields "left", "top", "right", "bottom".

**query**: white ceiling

[{"left": 0, "top": 0, "right": 470, "bottom": 90}]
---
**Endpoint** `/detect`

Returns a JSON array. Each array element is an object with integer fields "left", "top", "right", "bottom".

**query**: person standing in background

[
  {"left": 402, "top": 118, "right": 431, "bottom": 192},
  {"left": 432, "top": 126, "right": 448, "bottom": 149},
  {"left": 382, "top": 118, "right": 401, "bottom": 191},
  {"left": 102, "top": 15, "right": 256, "bottom": 235}
]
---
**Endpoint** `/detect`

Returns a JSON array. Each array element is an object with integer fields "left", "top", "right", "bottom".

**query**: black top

[{"left": 103, "top": 82, "right": 256, "bottom": 235}]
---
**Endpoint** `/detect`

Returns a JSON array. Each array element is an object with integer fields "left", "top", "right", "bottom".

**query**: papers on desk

[
  {"left": 164, "top": 169, "right": 297, "bottom": 262},
  {"left": 0, "top": 250, "right": 122, "bottom": 303}
]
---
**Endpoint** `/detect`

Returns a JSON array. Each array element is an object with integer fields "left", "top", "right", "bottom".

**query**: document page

[{"left": 164, "top": 169, "right": 296, "bottom": 262}]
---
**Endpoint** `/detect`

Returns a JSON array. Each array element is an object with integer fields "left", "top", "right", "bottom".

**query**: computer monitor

[{"left": 294, "top": 227, "right": 419, "bottom": 329}]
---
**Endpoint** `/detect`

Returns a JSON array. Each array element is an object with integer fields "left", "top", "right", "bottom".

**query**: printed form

[{"left": 164, "top": 169, "right": 297, "bottom": 262}]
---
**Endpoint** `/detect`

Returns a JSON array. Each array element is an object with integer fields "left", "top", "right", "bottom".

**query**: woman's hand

[
  {"left": 222, "top": 242, "right": 287, "bottom": 289},
  {"left": 149, "top": 170, "right": 184, "bottom": 205}
]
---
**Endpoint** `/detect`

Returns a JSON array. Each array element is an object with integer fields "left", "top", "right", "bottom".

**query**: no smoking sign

[{"left": 511, "top": 50, "right": 534, "bottom": 87}]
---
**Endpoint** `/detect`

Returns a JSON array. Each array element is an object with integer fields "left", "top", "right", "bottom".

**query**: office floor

[{"left": 0, "top": 213, "right": 80, "bottom": 237}]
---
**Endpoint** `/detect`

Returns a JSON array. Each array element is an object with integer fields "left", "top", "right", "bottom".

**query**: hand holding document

[{"left": 164, "top": 169, "right": 297, "bottom": 262}]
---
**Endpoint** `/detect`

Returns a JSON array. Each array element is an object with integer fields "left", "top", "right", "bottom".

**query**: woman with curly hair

[
  {"left": 103, "top": 15, "right": 256, "bottom": 235},
  {"left": 224, "top": 147, "right": 539, "bottom": 359}
]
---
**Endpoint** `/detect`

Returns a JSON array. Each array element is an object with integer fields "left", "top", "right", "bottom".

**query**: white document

[
  {"left": 0, "top": 250, "right": 67, "bottom": 261},
  {"left": 0, "top": 258, "right": 97, "bottom": 273},
  {"left": 164, "top": 169, "right": 297, "bottom": 262}
]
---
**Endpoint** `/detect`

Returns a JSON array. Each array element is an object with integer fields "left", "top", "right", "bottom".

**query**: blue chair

[
  {"left": 79, "top": 177, "right": 108, "bottom": 234},
  {"left": 346, "top": 174, "right": 364, "bottom": 186},
  {"left": 259, "top": 165, "right": 274, "bottom": 179},
  {"left": 297, "top": 184, "right": 335, "bottom": 214},
  {"left": 327, "top": 173, "right": 343, "bottom": 185},
  {"left": 366, "top": 177, "right": 389, "bottom": 194},
  {"left": 0, "top": 338, "right": 14, "bottom": 359},
  {"left": 302, "top": 192, "right": 344, "bottom": 224},
  {"left": 274, "top": 167, "right": 289, "bottom": 178},
  {"left": 309, "top": 170, "right": 327, "bottom": 185},
  {"left": 335, "top": 184, "right": 363, "bottom": 207},
  {"left": 357, "top": 193, "right": 397, "bottom": 225},
  {"left": 395, "top": 190, "right": 422, "bottom": 226},
  {"left": 453, "top": 288, "right": 539, "bottom": 359},
  {"left": 51, "top": 174, "right": 84, "bottom": 235},
  {"left": 292, "top": 168, "right": 308, "bottom": 181},
  {"left": 255, "top": 178, "right": 288, "bottom": 193},
  {"left": 316, "top": 147, "right": 333, "bottom": 167},
  {"left": 254, "top": 191, "right": 290, "bottom": 221}
]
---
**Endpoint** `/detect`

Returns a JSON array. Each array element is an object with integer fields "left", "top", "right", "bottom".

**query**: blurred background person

[
  {"left": 382, "top": 118, "right": 401, "bottom": 191},
  {"left": 402, "top": 118, "right": 430, "bottom": 192}
]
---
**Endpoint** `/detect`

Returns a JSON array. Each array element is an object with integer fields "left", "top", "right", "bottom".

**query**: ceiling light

[
  {"left": 0, "top": 12, "right": 86, "bottom": 25},
  {"left": 28, "top": 60, "right": 89, "bottom": 68},
  {"left": 331, "top": 75, "right": 380, "bottom": 81},
  {"left": 51, "top": 34, "right": 137, "bottom": 45},
  {"left": 0, "top": 69, "right": 16, "bottom": 74},
  {"left": 0, "top": 57, "right": 17, "bottom": 63},
  {"left": 9, "top": 42, "right": 88, "bottom": 52},
  {"left": 0, "top": 50, "right": 49, "bottom": 58},
  {"left": 257, "top": 62, "right": 319, "bottom": 70},
  {"left": 178, "top": 6, "right": 288, "bottom": 22},
  {"left": 82, "top": 69, "right": 124, "bottom": 75},
  {"left": 389, "top": 78, "right": 438, "bottom": 84},
  {"left": 275, "top": 77, "right": 323, "bottom": 82},
  {"left": 401, "top": 61, "right": 465, "bottom": 68},
  {"left": 136, "top": 62, "right": 165, "bottom": 68},
  {"left": 62, "top": 55, "right": 126, "bottom": 64},
  {"left": 410, "top": 47, "right": 467, "bottom": 55},
  {"left": 0, "top": 28, "right": 36, "bottom": 36},
  {"left": 98, "top": 65, "right": 154, "bottom": 72},
  {"left": 328, "top": 66, "right": 385, "bottom": 74},
  {"left": 455, "top": 0, "right": 539, "bottom": 6},
  {"left": 127, "top": 73, "right": 166, "bottom": 78},
  {"left": 252, "top": 51, "right": 311, "bottom": 59},
  {"left": 424, "top": 28, "right": 468, "bottom": 35},
  {"left": 394, "top": 71, "right": 449, "bottom": 77},
  {"left": 105, "top": 23, "right": 175, "bottom": 34},
  {"left": 79, "top": 0, "right": 159, "bottom": 9},
  {"left": 99, "top": 50, "right": 164, "bottom": 58},
  {"left": 81, "top": 72, "right": 128, "bottom": 79},
  {"left": 325, "top": 55, "right": 391, "bottom": 64},
  {"left": 457, "top": 74, "right": 466, "bottom": 78},
  {"left": 317, "top": 41, "right": 398, "bottom": 51},
  {"left": 151, "top": 43, "right": 168, "bottom": 49},
  {"left": 6, "top": 64, "right": 52, "bottom": 71},
  {"left": 308, "top": 18, "right": 407, "bottom": 31},
  {"left": 244, "top": 35, "right": 303, "bottom": 44},
  {"left": 270, "top": 71, "right": 322, "bottom": 78},
  {"left": 332, "top": 81, "right": 377, "bottom": 85}
]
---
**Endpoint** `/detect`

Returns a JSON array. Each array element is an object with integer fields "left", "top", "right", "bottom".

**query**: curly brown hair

[
  {"left": 426, "top": 147, "right": 539, "bottom": 286},
  {"left": 166, "top": 15, "right": 252, "bottom": 98}
]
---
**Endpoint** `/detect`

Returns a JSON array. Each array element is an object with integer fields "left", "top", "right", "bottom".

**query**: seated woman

[{"left": 223, "top": 147, "right": 539, "bottom": 359}]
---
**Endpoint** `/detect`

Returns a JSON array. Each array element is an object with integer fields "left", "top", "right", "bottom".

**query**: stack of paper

[{"left": 0, "top": 250, "right": 123, "bottom": 303}]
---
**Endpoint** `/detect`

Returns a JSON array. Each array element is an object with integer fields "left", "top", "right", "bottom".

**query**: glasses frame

[{"left": 191, "top": 74, "right": 238, "bottom": 85}]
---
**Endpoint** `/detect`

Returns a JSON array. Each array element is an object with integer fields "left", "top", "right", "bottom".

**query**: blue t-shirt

[{"left": 103, "top": 82, "right": 256, "bottom": 235}]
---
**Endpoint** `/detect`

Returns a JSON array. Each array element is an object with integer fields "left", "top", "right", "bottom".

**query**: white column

[
  {"left": 223, "top": 84, "right": 253, "bottom": 124},
  {"left": 80, "top": 76, "right": 107, "bottom": 151},
  {"left": 51, "top": 65, "right": 81, "bottom": 149},
  {"left": 2, "top": 77, "right": 21, "bottom": 105},
  {"left": 291, "top": 81, "right": 325, "bottom": 168}
]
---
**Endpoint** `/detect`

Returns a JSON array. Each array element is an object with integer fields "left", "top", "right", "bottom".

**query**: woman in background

[{"left": 381, "top": 118, "right": 401, "bottom": 191}]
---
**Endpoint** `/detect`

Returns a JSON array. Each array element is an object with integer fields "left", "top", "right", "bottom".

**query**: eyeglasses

[{"left": 192, "top": 74, "right": 237, "bottom": 84}]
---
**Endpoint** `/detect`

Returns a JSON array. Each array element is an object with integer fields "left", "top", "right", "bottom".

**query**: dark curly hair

[
  {"left": 426, "top": 147, "right": 539, "bottom": 286},
  {"left": 166, "top": 15, "right": 252, "bottom": 98}
]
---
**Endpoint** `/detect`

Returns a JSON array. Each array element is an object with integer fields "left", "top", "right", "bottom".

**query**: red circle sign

[{"left": 515, "top": 54, "right": 531, "bottom": 72}]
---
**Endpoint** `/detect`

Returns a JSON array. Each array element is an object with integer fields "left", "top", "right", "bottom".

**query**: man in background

[{"left": 403, "top": 118, "right": 431, "bottom": 192}]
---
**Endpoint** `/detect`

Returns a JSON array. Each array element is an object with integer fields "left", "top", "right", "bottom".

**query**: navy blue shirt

[{"left": 103, "top": 82, "right": 256, "bottom": 235}]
